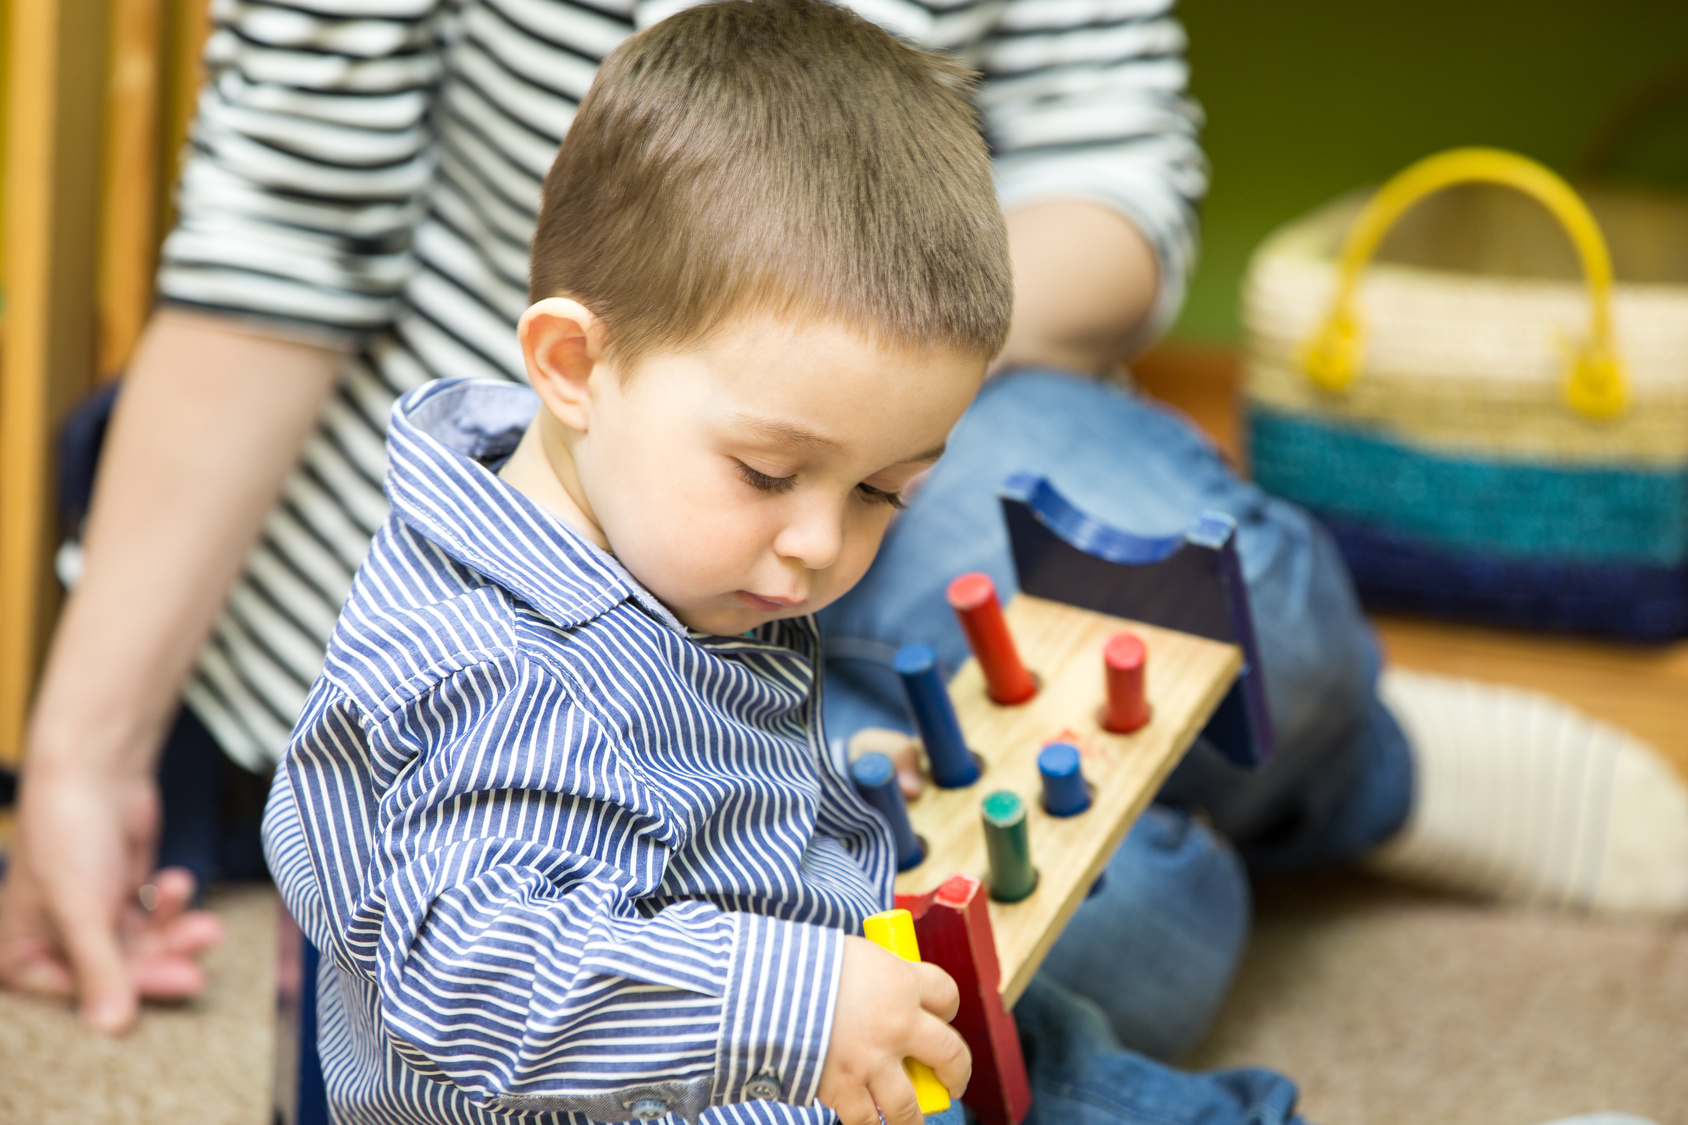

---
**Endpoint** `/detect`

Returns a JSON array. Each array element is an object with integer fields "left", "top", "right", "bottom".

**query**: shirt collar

[{"left": 385, "top": 378, "right": 688, "bottom": 634}]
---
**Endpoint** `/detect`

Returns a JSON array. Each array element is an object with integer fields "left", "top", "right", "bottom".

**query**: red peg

[
  {"left": 1102, "top": 631, "right": 1151, "bottom": 733},
  {"left": 947, "top": 572, "right": 1037, "bottom": 705}
]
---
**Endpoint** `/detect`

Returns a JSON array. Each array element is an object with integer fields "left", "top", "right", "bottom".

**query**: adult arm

[
  {"left": 982, "top": 0, "right": 1209, "bottom": 373},
  {"left": 998, "top": 200, "right": 1161, "bottom": 376},
  {"left": 0, "top": 0, "right": 447, "bottom": 1030},
  {"left": 0, "top": 311, "right": 345, "bottom": 1033}
]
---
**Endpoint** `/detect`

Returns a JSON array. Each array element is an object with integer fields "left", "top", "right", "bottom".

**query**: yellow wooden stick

[{"left": 862, "top": 909, "right": 953, "bottom": 1116}]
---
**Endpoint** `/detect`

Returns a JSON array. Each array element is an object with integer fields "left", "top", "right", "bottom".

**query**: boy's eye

[
  {"left": 856, "top": 482, "right": 907, "bottom": 510},
  {"left": 736, "top": 462, "right": 797, "bottom": 494}
]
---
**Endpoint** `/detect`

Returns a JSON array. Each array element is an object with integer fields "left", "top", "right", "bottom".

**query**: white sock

[
  {"left": 1370, "top": 668, "right": 1688, "bottom": 916},
  {"left": 1531, "top": 1116, "right": 1659, "bottom": 1125}
]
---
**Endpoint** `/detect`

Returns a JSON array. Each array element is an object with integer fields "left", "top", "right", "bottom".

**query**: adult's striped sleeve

[
  {"left": 156, "top": 0, "right": 447, "bottom": 337},
  {"left": 979, "top": 0, "right": 1209, "bottom": 351},
  {"left": 283, "top": 665, "right": 841, "bottom": 1119}
]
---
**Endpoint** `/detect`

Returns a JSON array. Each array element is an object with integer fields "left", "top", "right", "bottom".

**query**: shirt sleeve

[
  {"left": 155, "top": 0, "right": 448, "bottom": 341},
  {"left": 281, "top": 662, "right": 842, "bottom": 1121},
  {"left": 979, "top": 0, "right": 1209, "bottom": 352}
]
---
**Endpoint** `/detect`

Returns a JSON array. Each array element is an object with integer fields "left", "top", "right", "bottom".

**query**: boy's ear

[{"left": 518, "top": 297, "right": 608, "bottom": 431}]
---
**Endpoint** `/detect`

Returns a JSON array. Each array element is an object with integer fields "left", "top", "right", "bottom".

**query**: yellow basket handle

[{"left": 1302, "top": 147, "right": 1628, "bottom": 419}]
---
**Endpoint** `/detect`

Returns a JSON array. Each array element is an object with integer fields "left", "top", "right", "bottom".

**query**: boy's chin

[{"left": 675, "top": 598, "right": 815, "bottom": 638}]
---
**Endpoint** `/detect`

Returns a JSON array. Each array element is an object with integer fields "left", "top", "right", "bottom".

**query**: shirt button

[
  {"left": 628, "top": 1096, "right": 669, "bottom": 1120},
  {"left": 742, "top": 1071, "right": 782, "bottom": 1101}
]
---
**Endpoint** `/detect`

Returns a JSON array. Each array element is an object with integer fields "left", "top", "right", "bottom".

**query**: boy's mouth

[{"left": 735, "top": 591, "right": 801, "bottom": 612}]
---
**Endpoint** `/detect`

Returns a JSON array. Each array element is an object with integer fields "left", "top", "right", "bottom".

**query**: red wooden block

[
  {"left": 948, "top": 573, "right": 1037, "bottom": 706},
  {"left": 894, "top": 874, "right": 1032, "bottom": 1125}
]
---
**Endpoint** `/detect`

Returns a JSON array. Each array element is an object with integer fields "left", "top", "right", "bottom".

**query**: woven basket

[{"left": 1243, "top": 148, "right": 1688, "bottom": 638}]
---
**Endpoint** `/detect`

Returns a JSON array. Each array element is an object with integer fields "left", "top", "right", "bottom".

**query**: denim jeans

[
  {"left": 925, "top": 976, "right": 1306, "bottom": 1125},
  {"left": 820, "top": 370, "right": 1413, "bottom": 1121}
]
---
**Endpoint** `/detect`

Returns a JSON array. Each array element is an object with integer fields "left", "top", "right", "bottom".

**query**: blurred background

[{"left": 1, "top": 1, "right": 1687, "bottom": 1122}]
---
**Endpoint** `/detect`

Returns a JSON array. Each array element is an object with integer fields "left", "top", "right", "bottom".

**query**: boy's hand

[
  {"left": 817, "top": 936, "right": 969, "bottom": 1125},
  {"left": 846, "top": 729, "right": 925, "bottom": 800}
]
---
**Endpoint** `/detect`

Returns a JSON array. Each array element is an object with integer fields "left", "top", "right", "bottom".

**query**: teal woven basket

[{"left": 1243, "top": 149, "right": 1688, "bottom": 638}]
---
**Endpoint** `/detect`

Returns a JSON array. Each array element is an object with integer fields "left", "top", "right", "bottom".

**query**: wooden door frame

[{"left": 1, "top": 0, "right": 111, "bottom": 763}]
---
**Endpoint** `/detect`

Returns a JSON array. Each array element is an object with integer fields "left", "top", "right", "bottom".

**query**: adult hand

[
  {"left": 0, "top": 768, "right": 224, "bottom": 1032},
  {"left": 0, "top": 308, "right": 344, "bottom": 1030}
]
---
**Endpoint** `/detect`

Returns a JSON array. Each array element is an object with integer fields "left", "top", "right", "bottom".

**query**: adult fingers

[
  {"left": 154, "top": 910, "right": 226, "bottom": 958},
  {"left": 0, "top": 869, "right": 75, "bottom": 997},
  {"left": 53, "top": 880, "right": 140, "bottom": 1034},
  {"left": 910, "top": 1016, "right": 971, "bottom": 1098},
  {"left": 914, "top": 960, "right": 960, "bottom": 1021},
  {"left": 130, "top": 955, "right": 208, "bottom": 1000},
  {"left": 892, "top": 739, "right": 925, "bottom": 800},
  {"left": 847, "top": 728, "right": 925, "bottom": 800},
  {"left": 63, "top": 916, "right": 139, "bottom": 1035},
  {"left": 868, "top": 1067, "right": 922, "bottom": 1125},
  {"left": 126, "top": 908, "right": 223, "bottom": 1000},
  {"left": 0, "top": 945, "right": 76, "bottom": 997},
  {"left": 144, "top": 867, "right": 197, "bottom": 920}
]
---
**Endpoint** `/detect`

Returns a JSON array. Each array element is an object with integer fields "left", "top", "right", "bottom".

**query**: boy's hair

[{"left": 529, "top": 0, "right": 1012, "bottom": 364}]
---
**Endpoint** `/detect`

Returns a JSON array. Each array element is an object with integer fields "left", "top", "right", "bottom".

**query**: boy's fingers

[
  {"left": 868, "top": 1069, "right": 923, "bottom": 1125},
  {"left": 825, "top": 1085, "right": 882, "bottom": 1125},
  {"left": 911, "top": 1017, "right": 971, "bottom": 1098},
  {"left": 914, "top": 961, "right": 960, "bottom": 1022}
]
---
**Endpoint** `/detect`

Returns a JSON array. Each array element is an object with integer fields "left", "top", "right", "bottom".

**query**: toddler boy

[{"left": 263, "top": 1, "right": 1009, "bottom": 1122}]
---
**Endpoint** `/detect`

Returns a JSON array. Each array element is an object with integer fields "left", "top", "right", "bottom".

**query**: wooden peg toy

[
  {"left": 894, "top": 642, "right": 980, "bottom": 788},
  {"left": 1101, "top": 631, "right": 1151, "bottom": 733},
  {"left": 981, "top": 791, "right": 1038, "bottom": 903},
  {"left": 851, "top": 752, "right": 926, "bottom": 872},
  {"left": 1036, "top": 742, "right": 1090, "bottom": 817},
  {"left": 894, "top": 876, "right": 1032, "bottom": 1125},
  {"left": 948, "top": 572, "right": 1037, "bottom": 705}
]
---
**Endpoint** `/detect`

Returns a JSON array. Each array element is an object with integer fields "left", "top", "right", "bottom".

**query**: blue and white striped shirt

[{"left": 264, "top": 378, "right": 898, "bottom": 1124}]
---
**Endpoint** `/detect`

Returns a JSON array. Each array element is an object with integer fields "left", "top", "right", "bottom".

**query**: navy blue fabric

[
  {"left": 1322, "top": 515, "right": 1688, "bottom": 640},
  {"left": 56, "top": 382, "right": 120, "bottom": 536}
]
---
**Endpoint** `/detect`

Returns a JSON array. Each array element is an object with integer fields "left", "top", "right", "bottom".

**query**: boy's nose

[{"left": 774, "top": 499, "right": 846, "bottom": 571}]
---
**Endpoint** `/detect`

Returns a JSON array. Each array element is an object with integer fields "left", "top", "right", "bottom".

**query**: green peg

[{"left": 981, "top": 790, "right": 1038, "bottom": 903}]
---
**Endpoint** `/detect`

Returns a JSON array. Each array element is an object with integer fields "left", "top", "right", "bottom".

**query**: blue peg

[
  {"left": 851, "top": 752, "right": 925, "bottom": 872},
  {"left": 1038, "top": 742, "right": 1091, "bottom": 817},
  {"left": 893, "top": 643, "right": 980, "bottom": 789}
]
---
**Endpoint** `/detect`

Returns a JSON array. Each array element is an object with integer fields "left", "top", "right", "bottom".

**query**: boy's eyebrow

[
  {"left": 733, "top": 413, "right": 946, "bottom": 465},
  {"left": 733, "top": 413, "right": 842, "bottom": 452},
  {"left": 902, "top": 443, "right": 947, "bottom": 465}
]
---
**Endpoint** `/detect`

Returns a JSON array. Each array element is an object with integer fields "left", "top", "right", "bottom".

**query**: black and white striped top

[
  {"left": 164, "top": 0, "right": 1206, "bottom": 769},
  {"left": 264, "top": 377, "right": 895, "bottom": 1121}
]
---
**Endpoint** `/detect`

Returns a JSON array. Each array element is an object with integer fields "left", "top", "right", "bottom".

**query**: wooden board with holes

[{"left": 894, "top": 593, "right": 1242, "bottom": 1006}]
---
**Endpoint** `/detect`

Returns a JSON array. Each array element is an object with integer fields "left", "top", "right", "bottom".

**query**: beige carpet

[
  {"left": 0, "top": 884, "right": 277, "bottom": 1125},
  {"left": 1, "top": 875, "right": 1686, "bottom": 1124},
  {"left": 1190, "top": 873, "right": 1688, "bottom": 1125}
]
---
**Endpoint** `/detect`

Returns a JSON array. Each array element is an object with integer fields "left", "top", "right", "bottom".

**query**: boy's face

[{"left": 515, "top": 308, "right": 987, "bottom": 637}]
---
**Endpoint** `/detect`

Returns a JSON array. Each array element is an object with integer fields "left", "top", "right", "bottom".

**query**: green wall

[{"left": 1174, "top": 0, "right": 1688, "bottom": 342}]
